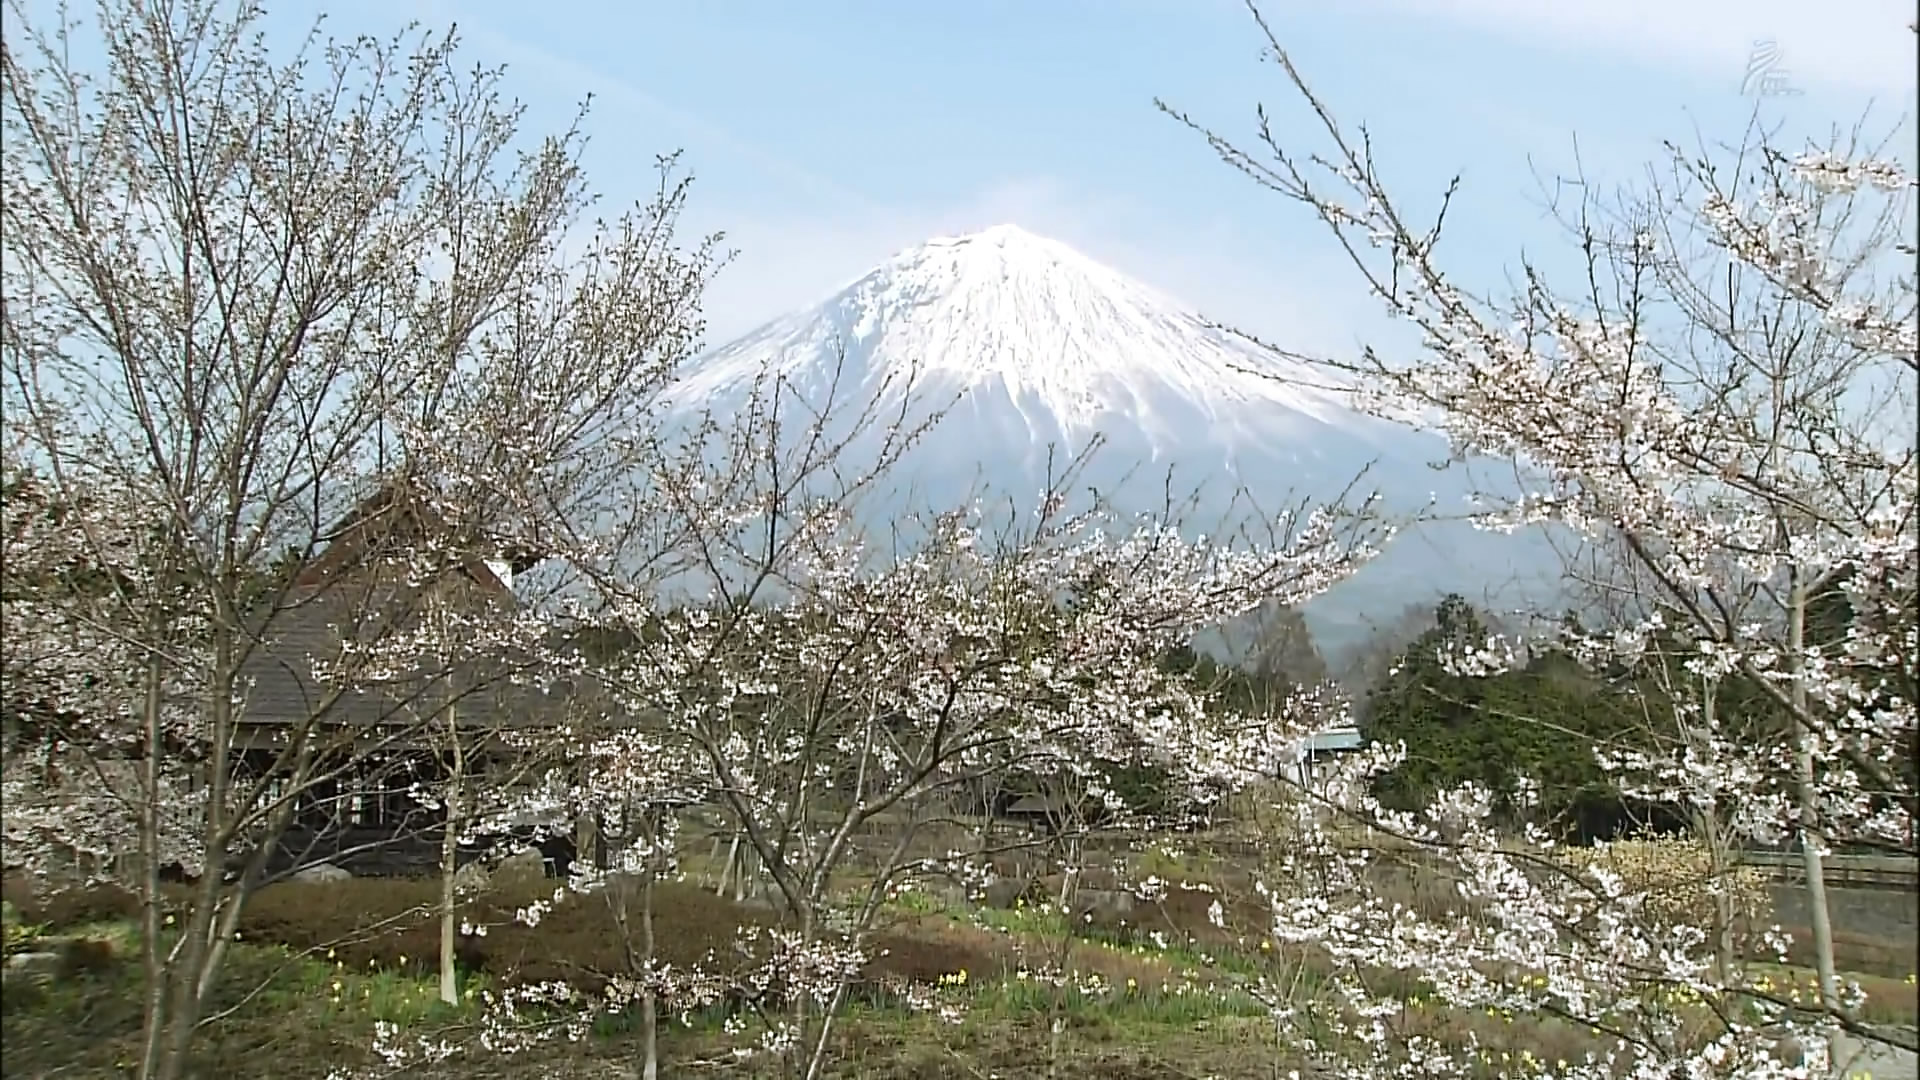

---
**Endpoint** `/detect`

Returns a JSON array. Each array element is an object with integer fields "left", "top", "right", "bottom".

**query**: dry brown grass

[
  {"left": 1773, "top": 923, "right": 1918, "bottom": 981},
  {"left": 2, "top": 873, "right": 144, "bottom": 925},
  {"left": 234, "top": 875, "right": 1018, "bottom": 998}
]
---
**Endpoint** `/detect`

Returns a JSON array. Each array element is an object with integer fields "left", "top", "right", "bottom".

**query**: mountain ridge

[
  {"left": 664, "top": 225, "right": 1562, "bottom": 655},
  {"left": 670, "top": 224, "right": 1377, "bottom": 445}
]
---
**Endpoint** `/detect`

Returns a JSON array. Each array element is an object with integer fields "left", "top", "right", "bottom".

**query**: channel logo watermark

[{"left": 1740, "top": 39, "right": 1803, "bottom": 97}]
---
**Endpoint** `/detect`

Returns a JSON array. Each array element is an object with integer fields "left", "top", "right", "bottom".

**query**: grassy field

[{"left": 4, "top": 863, "right": 1915, "bottom": 1079}]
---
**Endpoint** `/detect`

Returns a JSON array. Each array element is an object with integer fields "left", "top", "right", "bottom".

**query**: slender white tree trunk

[
  {"left": 640, "top": 813, "right": 660, "bottom": 1080},
  {"left": 1055, "top": 832, "right": 1081, "bottom": 911},
  {"left": 1788, "top": 572, "right": 1840, "bottom": 1014},
  {"left": 733, "top": 840, "right": 753, "bottom": 903},
  {"left": 574, "top": 782, "right": 600, "bottom": 876},
  {"left": 716, "top": 832, "right": 739, "bottom": 897},
  {"left": 1692, "top": 680, "right": 1738, "bottom": 986},
  {"left": 136, "top": 659, "right": 170, "bottom": 1080},
  {"left": 439, "top": 709, "right": 465, "bottom": 1006}
]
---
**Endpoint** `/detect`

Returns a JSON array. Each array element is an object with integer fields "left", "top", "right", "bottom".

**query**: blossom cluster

[{"left": 1172, "top": 61, "right": 1918, "bottom": 1072}]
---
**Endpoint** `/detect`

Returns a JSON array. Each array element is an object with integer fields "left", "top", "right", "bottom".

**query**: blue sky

[{"left": 266, "top": 0, "right": 1915, "bottom": 353}]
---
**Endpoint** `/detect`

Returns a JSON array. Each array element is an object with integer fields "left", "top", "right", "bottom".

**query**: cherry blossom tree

[
  {"left": 318, "top": 281, "right": 1382, "bottom": 1077},
  {"left": 449, "top": 480, "right": 1387, "bottom": 1079},
  {"left": 1, "top": 0, "right": 719, "bottom": 1075},
  {"left": 347, "top": 592, "right": 595, "bottom": 1007},
  {"left": 1, "top": 450, "right": 215, "bottom": 885},
  {"left": 1160, "top": 4, "right": 1915, "bottom": 1076}
]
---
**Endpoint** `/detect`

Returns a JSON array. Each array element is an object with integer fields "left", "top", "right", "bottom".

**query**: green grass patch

[
  {"left": 0, "top": 921, "right": 487, "bottom": 1078},
  {"left": 6, "top": 869, "right": 1912, "bottom": 1079}
]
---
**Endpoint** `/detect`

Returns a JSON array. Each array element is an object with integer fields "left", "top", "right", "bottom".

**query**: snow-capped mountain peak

[
  {"left": 669, "top": 225, "right": 1365, "bottom": 447},
  {"left": 662, "top": 225, "right": 1562, "bottom": 655}
]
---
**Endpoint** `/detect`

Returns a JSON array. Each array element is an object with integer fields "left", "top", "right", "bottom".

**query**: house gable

[{"left": 233, "top": 472, "right": 565, "bottom": 738}]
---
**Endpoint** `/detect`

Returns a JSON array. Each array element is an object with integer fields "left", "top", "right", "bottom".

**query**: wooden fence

[
  {"left": 1739, "top": 851, "right": 1918, "bottom": 891},
  {"left": 1075, "top": 828, "right": 1920, "bottom": 893},
  {"left": 670, "top": 806, "right": 1920, "bottom": 893}
]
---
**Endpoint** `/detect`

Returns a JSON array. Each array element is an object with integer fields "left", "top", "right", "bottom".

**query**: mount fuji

[{"left": 665, "top": 224, "right": 1559, "bottom": 656}]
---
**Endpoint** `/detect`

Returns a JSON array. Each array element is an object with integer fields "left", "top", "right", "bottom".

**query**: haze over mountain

[{"left": 665, "top": 224, "right": 1561, "bottom": 654}]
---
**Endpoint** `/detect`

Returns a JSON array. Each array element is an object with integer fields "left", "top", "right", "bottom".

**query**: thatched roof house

[{"left": 231, "top": 472, "right": 603, "bottom": 750}]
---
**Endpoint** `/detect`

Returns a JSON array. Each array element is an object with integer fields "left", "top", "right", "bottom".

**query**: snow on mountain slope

[
  {"left": 665, "top": 225, "right": 1561, "bottom": 653},
  {"left": 669, "top": 224, "right": 1390, "bottom": 457}
]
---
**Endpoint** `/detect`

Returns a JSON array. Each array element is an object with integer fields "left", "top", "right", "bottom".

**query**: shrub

[
  {"left": 1565, "top": 835, "right": 1771, "bottom": 936},
  {"left": 2, "top": 901, "right": 45, "bottom": 955},
  {"left": 0, "top": 876, "right": 143, "bottom": 928}
]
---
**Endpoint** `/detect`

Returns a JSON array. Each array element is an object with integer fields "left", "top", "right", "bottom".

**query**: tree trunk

[
  {"left": 1693, "top": 682, "right": 1737, "bottom": 986},
  {"left": 439, "top": 708, "right": 465, "bottom": 1006},
  {"left": 153, "top": 616, "right": 242, "bottom": 1080},
  {"left": 1696, "top": 806, "right": 1737, "bottom": 986},
  {"left": 576, "top": 807, "right": 600, "bottom": 876},
  {"left": 1788, "top": 573, "right": 1840, "bottom": 1014},
  {"left": 976, "top": 782, "right": 996, "bottom": 865},
  {"left": 640, "top": 825, "right": 660, "bottom": 1080},
  {"left": 136, "top": 659, "right": 170, "bottom": 1080},
  {"left": 716, "top": 832, "right": 739, "bottom": 897},
  {"left": 154, "top": 868, "right": 223, "bottom": 1080},
  {"left": 1055, "top": 833, "right": 1081, "bottom": 911},
  {"left": 733, "top": 839, "right": 753, "bottom": 903}
]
